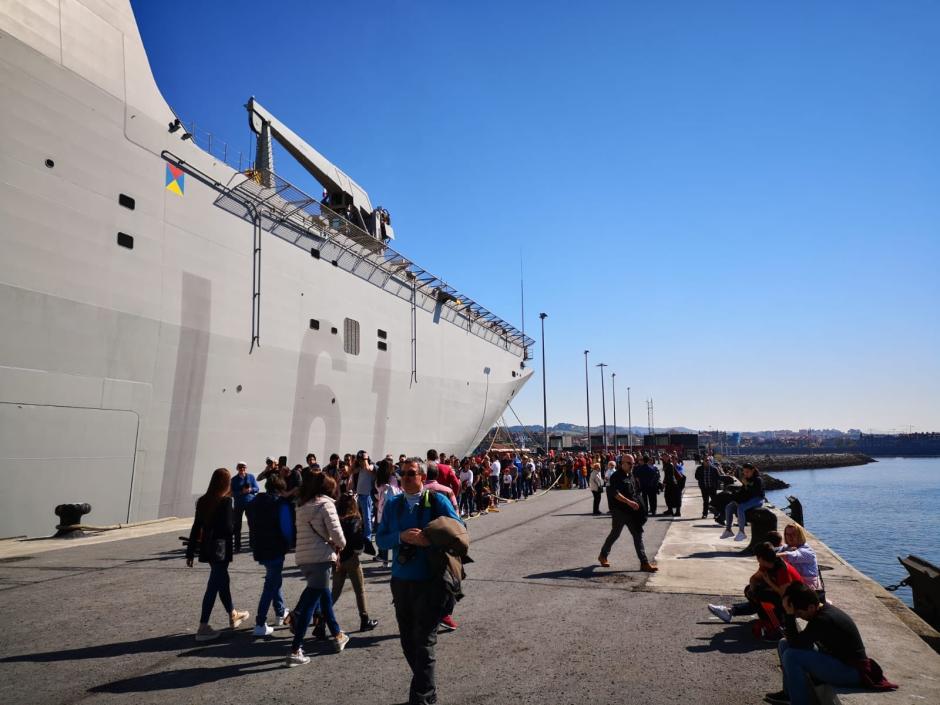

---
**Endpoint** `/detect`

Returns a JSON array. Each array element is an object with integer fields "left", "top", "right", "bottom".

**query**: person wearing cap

[{"left": 231, "top": 462, "right": 259, "bottom": 553}]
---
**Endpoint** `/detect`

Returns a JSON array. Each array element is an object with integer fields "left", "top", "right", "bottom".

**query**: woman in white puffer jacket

[{"left": 286, "top": 473, "right": 348, "bottom": 667}]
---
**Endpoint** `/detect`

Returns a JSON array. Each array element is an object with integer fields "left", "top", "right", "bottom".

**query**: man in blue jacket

[
  {"left": 377, "top": 457, "right": 461, "bottom": 705},
  {"left": 231, "top": 461, "right": 259, "bottom": 553}
]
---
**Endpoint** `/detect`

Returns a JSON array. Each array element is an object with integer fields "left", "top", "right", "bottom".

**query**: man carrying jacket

[{"left": 377, "top": 457, "right": 462, "bottom": 705}]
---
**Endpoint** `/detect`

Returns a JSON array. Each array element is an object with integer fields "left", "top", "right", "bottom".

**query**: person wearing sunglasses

[{"left": 376, "top": 458, "right": 461, "bottom": 705}]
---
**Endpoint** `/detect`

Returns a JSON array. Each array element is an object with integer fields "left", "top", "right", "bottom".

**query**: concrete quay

[{"left": 1, "top": 488, "right": 938, "bottom": 705}]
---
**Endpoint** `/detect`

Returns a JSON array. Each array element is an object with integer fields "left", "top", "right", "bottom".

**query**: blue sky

[{"left": 132, "top": 0, "right": 939, "bottom": 433}]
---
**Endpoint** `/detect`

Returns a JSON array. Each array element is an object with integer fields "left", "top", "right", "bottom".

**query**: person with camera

[{"left": 376, "top": 457, "right": 462, "bottom": 705}]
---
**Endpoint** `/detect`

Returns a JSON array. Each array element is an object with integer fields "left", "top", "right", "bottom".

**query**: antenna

[{"left": 519, "top": 251, "right": 525, "bottom": 340}]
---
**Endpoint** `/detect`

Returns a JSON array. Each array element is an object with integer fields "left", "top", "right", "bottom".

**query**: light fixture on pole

[
  {"left": 611, "top": 372, "right": 617, "bottom": 451},
  {"left": 597, "top": 362, "right": 608, "bottom": 452},
  {"left": 627, "top": 386, "right": 633, "bottom": 451},
  {"left": 539, "top": 313, "right": 548, "bottom": 455},
  {"left": 584, "top": 350, "right": 590, "bottom": 452}
]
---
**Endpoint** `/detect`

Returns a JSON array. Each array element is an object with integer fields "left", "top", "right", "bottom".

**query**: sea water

[{"left": 765, "top": 456, "right": 940, "bottom": 608}]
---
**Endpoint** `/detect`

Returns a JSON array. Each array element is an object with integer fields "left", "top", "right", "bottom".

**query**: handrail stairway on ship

[{"left": 161, "top": 152, "right": 534, "bottom": 360}]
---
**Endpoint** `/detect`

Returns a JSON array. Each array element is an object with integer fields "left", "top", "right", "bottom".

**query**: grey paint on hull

[{"left": 158, "top": 273, "right": 210, "bottom": 517}]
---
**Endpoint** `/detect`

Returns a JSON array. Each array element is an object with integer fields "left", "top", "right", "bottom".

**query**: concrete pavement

[{"left": 0, "top": 485, "right": 936, "bottom": 704}]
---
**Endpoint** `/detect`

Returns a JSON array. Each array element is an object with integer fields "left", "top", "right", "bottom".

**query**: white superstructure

[{"left": 0, "top": 0, "right": 532, "bottom": 538}]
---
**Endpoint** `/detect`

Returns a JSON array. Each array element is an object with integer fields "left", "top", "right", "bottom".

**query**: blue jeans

[
  {"left": 256, "top": 557, "right": 286, "bottom": 626},
  {"left": 357, "top": 494, "right": 374, "bottom": 542},
  {"left": 200, "top": 561, "right": 233, "bottom": 624},
  {"left": 777, "top": 639, "right": 860, "bottom": 705},
  {"left": 725, "top": 496, "right": 763, "bottom": 530},
  {"left": 292, "top": 585, "right": 340, "bottom": 650}
]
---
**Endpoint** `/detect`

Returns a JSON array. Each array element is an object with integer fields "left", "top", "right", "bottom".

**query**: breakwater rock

[{"left": 720, "top": 452, "right": 875, "bottom": 473}]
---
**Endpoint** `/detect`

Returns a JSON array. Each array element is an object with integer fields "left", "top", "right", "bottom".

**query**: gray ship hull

[{"left": 0, "top": 0, "right": 531, "bottom": 537}]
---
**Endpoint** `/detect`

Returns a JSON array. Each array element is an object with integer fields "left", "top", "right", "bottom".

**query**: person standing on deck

[{"left": 588, "top": 462, "right": 605, "bottom": 515}]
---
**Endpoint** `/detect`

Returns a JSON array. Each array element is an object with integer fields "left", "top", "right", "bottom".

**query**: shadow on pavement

[
  {"left": 88, "top": 659, "right": 284, "bottom": 693},
  {"left": 687, "top": 622, "right": 777, "bottom": 654},
  {"left": 524, "top": 565, "right": 632, "bottom": 581},
  {"left": 1, "top": 633, "right": 203, "bottom": 662},
  {"left": 678, "top": 550, "right": 744, "bottom": 559}
]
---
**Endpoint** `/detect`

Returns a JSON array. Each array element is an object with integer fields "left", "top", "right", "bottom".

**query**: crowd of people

[{"left": 184, "top": 446, "right": 895, "bottom": 705}]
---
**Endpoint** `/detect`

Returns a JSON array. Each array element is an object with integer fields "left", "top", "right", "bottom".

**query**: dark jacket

[
  {"left": 736, "top": 474, "right": 765, "bottom": 502},
  {"left": 338, "top": 515, "right": 365, "bottom": 562},
  {"left": 186, "top": 497, "right": 234, "bottom": 564},
  {"left": 246, "top": 492, "right": 292, "bottom": 563},
  {"left": 606, "top": 469, "right": 645, "bottom": 523},
  {"left": 633, "top": 463, "right": 661, "bottom": 491}
]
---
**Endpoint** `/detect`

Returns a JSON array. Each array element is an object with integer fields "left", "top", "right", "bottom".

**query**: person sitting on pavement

[
  {"left": 331, "top": 493, "right": 379, "bottom": 633},
  {"left": 765, "top": 582, "right": 897, "bottom": 705},
  {"left": 708, "top": 541, "right": 803, "bottom": 636},
  {"left": 720, "top": 462, "right": 765, "bottom": 542},
  {"left": 777, "top": 524, "right": 823, "bottom": 597},
  {"left": 245, "top": 475, "right": 293, "bottom": 636}
]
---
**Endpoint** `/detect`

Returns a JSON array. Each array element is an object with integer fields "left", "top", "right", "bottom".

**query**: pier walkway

[{"left": 1, "top": 489, "right": 937, "bottom": 705}]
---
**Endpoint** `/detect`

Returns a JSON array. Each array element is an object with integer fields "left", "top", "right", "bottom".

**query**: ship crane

[{"left": 247, "top": 97, "right": 394, "bottom": 243}]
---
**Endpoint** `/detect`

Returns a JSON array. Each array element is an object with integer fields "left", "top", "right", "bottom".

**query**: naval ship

[{"left": 0, "top": 0, "right": 533, "bottom": 538}]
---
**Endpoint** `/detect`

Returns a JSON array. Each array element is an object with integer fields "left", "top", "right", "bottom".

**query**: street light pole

[
  {"left": 539, "top": 313, "right": 548, "bottom": 455},
  {"left": 611, "top": 372, "right": 617, "bottom": 451},
  {"left": 584, "top": 350, "right": 590, "bottom": 452},
  {"left": 597, "top": 362, "right": 608, "bottom": 452},
  {"left": 627, "top": 386, "right": 633, "bottom": 451}
]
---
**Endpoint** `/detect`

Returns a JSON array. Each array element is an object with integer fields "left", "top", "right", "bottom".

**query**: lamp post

[
  {"left": 597, "top": 362, "right": 608, "bottom": 452},
  {"left": 584, "top": 350, "right": 590, "bottom": 452},
  {"left": 627, "top": 386, "right": 633, "bottom": 451},
  {"left": 539, "top": 313, "right": 548, "bottom": 455},
  {"left": 611, "top": 372, "right": 617, "bottom": 452}
]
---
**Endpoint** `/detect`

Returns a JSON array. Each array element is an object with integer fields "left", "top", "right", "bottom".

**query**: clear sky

[{"left": 132, "top": 0, "right": 939, "bottom": 433}]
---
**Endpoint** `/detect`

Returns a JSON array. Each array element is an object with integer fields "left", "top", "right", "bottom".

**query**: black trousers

[
  {"left": 591, "top": 490, "right": 603, "bottom": 514},
  {"left": 640, "top": 488, "right": 658, "bottom": 516},
  {"left": 599, "top": 511, "right": 648, "bottom": 564},
  {"left": 699, "top": 486, "right": 717, "bottom": 518},
  {"left": 233, "top": 506, "right": 246, "bottom": 552},
  {"left": 391, "top": 578, "right": 449, "bottom": 705}
]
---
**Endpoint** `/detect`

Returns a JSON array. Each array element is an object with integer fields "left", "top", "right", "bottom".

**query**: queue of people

[{"left": 184, "top": 447, "right": 896, "bottom": 705}]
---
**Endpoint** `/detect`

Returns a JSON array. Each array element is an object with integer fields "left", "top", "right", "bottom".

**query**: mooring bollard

[
  {"left": 54, "top": 503, "right": 92, "bottom": 537},
  {"left": 743, "top": 507, "right": 778, "bottom": 554}
]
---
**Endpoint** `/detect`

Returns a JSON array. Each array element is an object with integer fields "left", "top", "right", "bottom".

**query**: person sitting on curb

[
  {"left": 708, "top": 541, "right": 803, "bottom": 638},
  {"left": 777, "top": 524, "right": 823, "bottom": 598},
  {"left": 720, "top": 462, "right": 765, "bottom": 542},
  {"left": 765, "top": 582, "right": 898, "bottom": 705}
]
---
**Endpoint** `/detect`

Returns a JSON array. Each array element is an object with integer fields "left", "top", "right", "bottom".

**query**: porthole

[
  {"left": 117, "top": 232, "right": 134, "bottom": 249},
  {"left": 44, "top": 158, "right": 55, "bottom": 168},
  {"left": 119, "top": 194, "right": 136, "bottom": 210},
  {"left": 309, "top": 319, "right": 320, "bottom": 330}
]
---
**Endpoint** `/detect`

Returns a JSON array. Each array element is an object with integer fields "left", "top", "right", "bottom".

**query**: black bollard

[
  {"left": 785, "top": 495, "right": 805, "bottom": 528},
  {"left": 743, "top": 507, "right": 778, "bottom": 554},
  {"left": 54, "top": 503, "right": 92, "bottom": 537}
]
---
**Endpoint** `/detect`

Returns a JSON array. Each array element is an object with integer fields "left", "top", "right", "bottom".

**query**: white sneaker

[
  {"left": 719, "top": 529, "right": 734, "bottom": 539},
  {"left": 276, "top": 610, "right": 289, "bottom": 627},
  {"left": 333, "top": 632, "right": 350, "bottom": 653},
  {"left": 285, "top": 649, "right": 310, "bottom": 667},
  {"left": 253, "top": 623, "right": 274, "bottom": 637},
  {"left": 734, "top": 530, "right": 747, "bottom": 542},
  {"left": 708, "top": 604, "right": 732, "bottom": 623}
]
